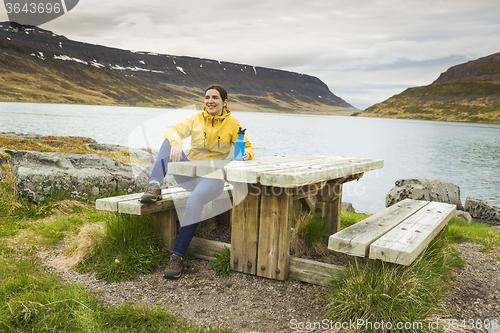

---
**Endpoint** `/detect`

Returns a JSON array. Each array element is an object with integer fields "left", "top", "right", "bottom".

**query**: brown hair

[{"left": 205, "top": 84, "right": 228, "bottom": 101}]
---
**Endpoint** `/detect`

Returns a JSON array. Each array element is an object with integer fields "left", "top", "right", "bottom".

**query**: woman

[{"left": 141, "top": 84, "right": 254, "bottom": 279}]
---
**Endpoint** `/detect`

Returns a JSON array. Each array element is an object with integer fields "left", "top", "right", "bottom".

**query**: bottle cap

[{"left": 238, "top": 127, "right": 246, "bottom": 135}]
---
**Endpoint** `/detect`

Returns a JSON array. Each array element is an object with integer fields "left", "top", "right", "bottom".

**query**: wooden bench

[
  {"left": 328, "top": 198, "right": 456, "bottom": 265},
  {"left": 96, "top": 184, "right": 234, "bottom": 251}
]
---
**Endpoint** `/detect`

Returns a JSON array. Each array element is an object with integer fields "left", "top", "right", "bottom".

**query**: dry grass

[
  {"left": 50, "top": 223, "right": 105, "bottom": 271},
  {"left": 290, "top": 212, "right": 329, "bottom": 257},
  {"left": 0, "top": 135, "right": 148, "bottom": 164}
]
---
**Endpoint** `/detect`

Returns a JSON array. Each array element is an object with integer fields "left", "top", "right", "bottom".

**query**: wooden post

[
  {"left": 257, "top": 186, "right": 292, "bottom": 280},
  {"left": 230, "top": 183, "right": 261, "bottom": 275},
  {"left": 154, "top": 210, "right": 179, "bottom": 252},
  {"left": 216, "top": 209, "right": 232, "bottom": 229},
  {"left": 316, "top": 179, "right": 343, "bottom": 235}
]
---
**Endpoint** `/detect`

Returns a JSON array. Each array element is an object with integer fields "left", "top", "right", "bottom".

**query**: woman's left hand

[{"left": 243, "top": 152, "right": 249, "bottom": 161}]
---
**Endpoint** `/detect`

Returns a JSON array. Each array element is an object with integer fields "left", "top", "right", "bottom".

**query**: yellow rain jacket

[{"left": 164, "top": 107, "right": 254, "bottom": 161}]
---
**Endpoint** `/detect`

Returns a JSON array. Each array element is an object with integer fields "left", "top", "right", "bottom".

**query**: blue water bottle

[{"left": 234, "top": 127, "right": 246, "bottom": 161}]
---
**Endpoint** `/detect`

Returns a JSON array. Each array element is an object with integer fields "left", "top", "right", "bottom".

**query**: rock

[
  {"left": 455, "top": 210, "right": 472, "bottom": 222},
  {"left": 0, "top": 149, "right": 8, "bottom": 181},
  {"left": 341, "top": 202, "right": 355, "bottom": 213},
  {"left": 4, "top": 149, "right": 166, "bottom": 202},
  {"left": 465, "top": 197, "right": 500, "bottom": 226},
  {"left": 386, "top": 178, "right": 463, "bottom": 210},
  {"left": 88, "top": 143, "right": 157, "bottom": 163}
]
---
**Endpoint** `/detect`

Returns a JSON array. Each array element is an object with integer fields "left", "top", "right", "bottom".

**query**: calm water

[{"left": 1, "top": 102, "right": 499, "bottom": 213}]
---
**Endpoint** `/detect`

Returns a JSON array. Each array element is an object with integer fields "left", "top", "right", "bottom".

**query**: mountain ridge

[
  {"left": 0, "top": 21, "right": 355, "bottom": 114},
  {"left": 360, "top": 53, "right": 500, "bottom": 124}
]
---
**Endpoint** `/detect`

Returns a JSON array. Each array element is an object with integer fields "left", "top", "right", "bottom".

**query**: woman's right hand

[{"left": 170, "top": 145, "right": 183, "bottom": 162}]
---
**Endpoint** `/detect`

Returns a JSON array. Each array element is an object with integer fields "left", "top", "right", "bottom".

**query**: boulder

[
  {"left": 455, "top": 210, "right": 472, "bottom": 222},
  {"left": 4, "top": 149, "right": 175, "bottom": 202},
  {"left": 341, "top": 202, "right": 355, "bottom": 213},
  {"left": 386, "top": 178, "right": 463, "bottom": 210},
  {"left": 465, "top": 197, "right": 500, "bottom": 225},
  {"left": 0, "top": 150, "right": 8, "bottom": 181}
]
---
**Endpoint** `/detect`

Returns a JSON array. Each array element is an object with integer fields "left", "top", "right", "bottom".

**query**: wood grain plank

[
  {"left": 117, "top": 185, "right": 233, "bottom": 215},
  {"left": 230, "top": 183, "right": 260, "bottom": 275},
  {"left": 155, "top": 210, "right": 179, "bottom": 251},
  {"left": 316, "top": 181, "right": 343, "bottom": 234},
  {"left": 187, "top": 239, "right": 346, "bottom": 286},
  {"left": 226, "top": 156, "right": 351, "bottom": 184},
  {"left": 256, "top": 186, "right": 292, "bottom": 280},
  {"left": 328, "top": 199, "right": 429, "bottom": 257},
  {"left": 96, "top": 187, "right": 188, "bottom": 212},
  {"left": 289, "top": 257, "right": 345, "bottom": 286},
  {"left": 369, "top": 201, "right": 456, "bottom": 265},
  {"left": 260, "top": 158, "right": 384, "bottom": 188}
]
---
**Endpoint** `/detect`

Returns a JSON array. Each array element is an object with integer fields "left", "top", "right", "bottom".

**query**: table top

[{"left": 168, "top": 155, "right": 384, "bottom": 188}]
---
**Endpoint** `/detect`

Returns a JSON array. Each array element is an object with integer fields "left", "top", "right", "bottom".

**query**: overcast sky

[{"left": 2, "top": 0, "right": 499, "bottom": 109}]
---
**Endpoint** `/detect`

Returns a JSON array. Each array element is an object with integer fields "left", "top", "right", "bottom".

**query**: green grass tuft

[
  {"left": 443, "top": 217, "right": 500, "bottom": 251},
  {"left": 341, "top": 210, "right": 369, "bottom": 229},
  {"left": 78, "top": 214, "right": 168, "bottom": 282},
  {"left": 211, "top": 246, "right": 232, "bottom": 277},
  {"left": 297, "top": 213, "right": 329, "bottom": 247},
  {"left": 324, "top": 228, "right": 465, "bottom": 332}
]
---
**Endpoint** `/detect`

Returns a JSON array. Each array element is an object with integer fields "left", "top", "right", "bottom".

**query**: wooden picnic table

[{"left": 168, "top": 155, "right": 384, "bottom": 281}]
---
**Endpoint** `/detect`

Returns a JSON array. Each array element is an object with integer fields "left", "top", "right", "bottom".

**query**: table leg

[
  {"left": 257, "top": 186, "right": 292, "bottom": 280},
  {"left": 315, "top": 181, "right": 343, "bottom": 234},
  {"left": 230, "top": 183, "right": 260, "bottom": 275}
]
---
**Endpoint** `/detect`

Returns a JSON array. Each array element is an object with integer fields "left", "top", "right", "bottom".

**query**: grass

[
  {"left": 322, "top": 216, "right": 500, "bottom": 332},
  {"left": 444, "top": 217, "right": 500, "bottom": 253},
  {"left": 0, "top": 163, "right": 234, "bottom": 332},
  {"left": 0, "top": 135, "right": 150, "bottom": 164},
  {"left": 0, "top": 254, "right": 233, "bottom": 332},
  {"left": 324, "top": 232, "right": 464, "bottom": 332},
  {"left": 3, "top": 142, "right": 500, "bottom": 331},
  {"left": 211, "top": 245, "right": 232, "bottom": 277},
  {"left": 76, "top": 214, "right": 169, "bottom": 282}
]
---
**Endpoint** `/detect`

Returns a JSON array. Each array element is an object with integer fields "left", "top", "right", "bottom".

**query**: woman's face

[{"left": 205, "top": 89, "right": 227, "bottom": 116}]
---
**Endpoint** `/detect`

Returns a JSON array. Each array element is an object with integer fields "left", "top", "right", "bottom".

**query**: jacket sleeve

[
  {"left": 244, "top": 134, "right": 255, "bottom": 160},
  {"left": 164, "top": 114, "right": 195, "bottom": 145}
]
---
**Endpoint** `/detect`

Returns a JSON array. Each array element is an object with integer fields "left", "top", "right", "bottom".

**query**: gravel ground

[
  {"left": 39, "top": 240, "right": 500, "bottom": 333},
  {"left": 443, "top": 243, "right": 500, "bottom": 333}
]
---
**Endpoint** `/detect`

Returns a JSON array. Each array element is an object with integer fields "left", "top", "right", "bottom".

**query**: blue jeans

[{"left": 148, "top": 139, "right": 224, "bottom": 258}]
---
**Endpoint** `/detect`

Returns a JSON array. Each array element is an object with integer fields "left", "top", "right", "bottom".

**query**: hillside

[
  {"left": 360, "top": 53, "right": 500, "bottom": 124},
  {"left": 0, "top": 21, "right": 356, "bottom": 115}
]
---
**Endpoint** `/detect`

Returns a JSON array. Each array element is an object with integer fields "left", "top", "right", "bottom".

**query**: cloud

[{"left": 2, "top": 0, "right": 499, "bottom": 109}]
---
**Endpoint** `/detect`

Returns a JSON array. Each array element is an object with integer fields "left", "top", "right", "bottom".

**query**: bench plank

[
  {"left": 114, "top": 184, "right": 233, "bottom": 215},
  {"left": 369, "top": 201, "right": 456, "bottom": 265},
  {"left": 95, "top": 187, "right": 188, "bottom": 212},
  {"left": 328, "top": 199, "right": 429, "bottom": 257}
]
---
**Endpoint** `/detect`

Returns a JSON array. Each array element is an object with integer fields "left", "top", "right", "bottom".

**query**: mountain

[
  {"left": 360, "top": 53, "right": 500, "bottom": 124},
  {"left": 0, "top": 21, "right": 355, "bottom": 114}
]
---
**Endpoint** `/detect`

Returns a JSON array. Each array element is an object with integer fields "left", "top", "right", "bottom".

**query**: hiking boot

[
  {"left": 140, "top": 182, "right": 162, "bottom": 203},
  {"left": 163, "top": 254, "right": 183, "bottom": 279}
]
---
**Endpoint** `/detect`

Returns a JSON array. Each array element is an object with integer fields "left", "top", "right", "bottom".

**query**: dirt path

[{"left": 39, "top": 241, "right": 500, "bottom": 333}]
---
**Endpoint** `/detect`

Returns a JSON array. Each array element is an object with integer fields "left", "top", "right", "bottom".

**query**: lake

[{"left": 1, "top": 102, "right": 499, "bottom": 214}]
